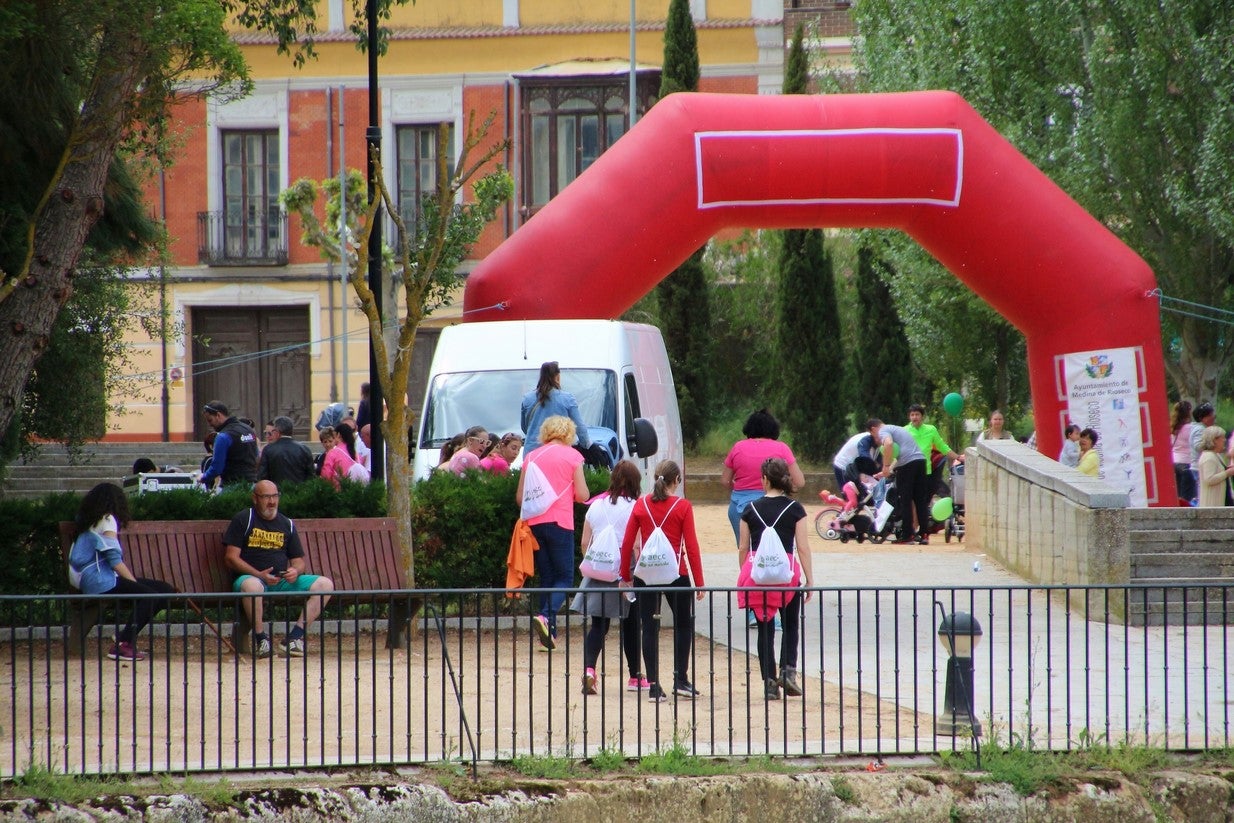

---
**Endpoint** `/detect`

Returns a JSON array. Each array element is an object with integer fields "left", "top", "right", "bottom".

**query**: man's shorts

[{"left": 232, "top": 573, "right": 323, "bottom": 593}]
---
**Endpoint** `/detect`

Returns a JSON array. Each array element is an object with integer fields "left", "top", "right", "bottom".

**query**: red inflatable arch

[{"left": 465, "top": 91, "right": 1171, "bottom": 505}]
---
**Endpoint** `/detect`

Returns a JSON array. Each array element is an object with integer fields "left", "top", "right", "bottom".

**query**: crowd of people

[
  {"left": 86, "top": 376, "right": 1230, "bottom": 687},
  {"left": 193, "top": 400, "right": 372, "bottom": 493}
]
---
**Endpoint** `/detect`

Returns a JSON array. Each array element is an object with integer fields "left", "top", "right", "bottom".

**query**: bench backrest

[{"left": 58, "top": 517, "right": 404, "bottom": 593}]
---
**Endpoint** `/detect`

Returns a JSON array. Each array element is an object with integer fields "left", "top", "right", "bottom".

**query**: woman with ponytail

[{"left": 618, "top": 460, "right": 706, "bottom": 703}]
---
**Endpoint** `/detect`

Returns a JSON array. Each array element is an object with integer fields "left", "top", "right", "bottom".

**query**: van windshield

[{"left": 419, "top": 369, "right": 618, "bottom": 448}]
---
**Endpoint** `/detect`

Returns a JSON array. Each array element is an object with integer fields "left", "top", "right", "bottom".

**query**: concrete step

[
  {"left": 1131, "top": 553, "right": 1234, "bottom": 579},
  {"left": 1130, "top": 530, "right": 1234, "bottom": 553},
  {"left": 1124, "top": 579, "right": 1234, "bottom": 626}
]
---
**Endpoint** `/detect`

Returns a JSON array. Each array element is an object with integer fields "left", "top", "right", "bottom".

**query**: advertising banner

[{"left": 1062, "top": 347, "right": 1147, "bottom": 506}]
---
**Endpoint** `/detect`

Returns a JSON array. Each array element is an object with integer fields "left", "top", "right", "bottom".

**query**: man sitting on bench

[{"left": 223, "top": 480, "right": 335, "bottom": 658}]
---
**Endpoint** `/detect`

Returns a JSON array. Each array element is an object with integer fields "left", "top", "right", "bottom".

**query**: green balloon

[
  {"left": 942, "top": 392, "right": 964, "bottom": 417},
  {"left": 932, "top": 497, "right": 954, "bottom": 521}
]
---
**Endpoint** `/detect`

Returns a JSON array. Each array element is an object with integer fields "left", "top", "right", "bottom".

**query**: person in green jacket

[{"left": 905, "top": 403, "right": 965, "bottom": 539}]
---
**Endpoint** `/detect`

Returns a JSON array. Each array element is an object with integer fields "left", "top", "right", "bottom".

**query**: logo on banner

[{"left": 1085, "top": 355, "right": 1114, "bottom": 379}]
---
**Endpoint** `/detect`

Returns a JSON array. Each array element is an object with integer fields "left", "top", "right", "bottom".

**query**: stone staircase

[
  {"left": 1127, "top": 507, "right": 1234, "bottom": 625},
  {"left": 1, "top": 442, "right": 208, "bottom": 500}
]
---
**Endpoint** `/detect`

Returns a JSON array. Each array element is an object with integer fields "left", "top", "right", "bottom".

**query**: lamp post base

[{"left": 937, "top": 715, "right": 983, "bottom": 738}]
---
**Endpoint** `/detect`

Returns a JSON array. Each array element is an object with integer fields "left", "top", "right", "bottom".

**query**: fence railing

[{"left": 2, "top": 583, "right": 1231, "bottom": 777}]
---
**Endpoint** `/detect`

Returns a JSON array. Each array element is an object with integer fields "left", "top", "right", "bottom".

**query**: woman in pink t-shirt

[
  {"left": 517, "top": 415, "right": 590, "bottom": 649},
  {"left": 318, "top": 425, "right": 363, "bottom": 490},
  {"left": 480, "top": 432, "right": 524, "bottom": 474},
  {"left": 720, "top": 409, "right": 805, "bottom": 546}
]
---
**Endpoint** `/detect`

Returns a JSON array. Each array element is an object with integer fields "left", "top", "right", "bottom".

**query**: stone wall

[
  {"left": 966, "top": 439, "right": 1234, "bottom": 625},
  {"left": 966, "top": 439, "right": 1131, "bottom": 586}
]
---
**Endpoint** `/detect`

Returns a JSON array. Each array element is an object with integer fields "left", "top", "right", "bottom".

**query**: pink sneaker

[
  {"left": 582, "top": 668, "right": 598, "bottom": 696},
  {"left": 626, "top": 676, "right": 650, "bottom": 691},
  {"left": 107, "top": 641, "right": 147, "bottom": 661}
]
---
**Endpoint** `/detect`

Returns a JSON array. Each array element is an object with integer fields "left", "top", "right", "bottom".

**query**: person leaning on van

[{"left": 520, "top": 361, "right": 592, "bottom": 454}]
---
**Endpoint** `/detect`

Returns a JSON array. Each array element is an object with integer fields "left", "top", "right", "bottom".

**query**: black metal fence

[{"left": 2, "top": 583, "right": 1231, "bottom": 776}]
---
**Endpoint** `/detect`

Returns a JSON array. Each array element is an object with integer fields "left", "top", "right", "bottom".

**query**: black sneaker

[
  {"left": 673, "top": 680, "right": 700, "bottom": 699},
  {"left": 647, "top": 684, "right": 669, "bottom": 703}
]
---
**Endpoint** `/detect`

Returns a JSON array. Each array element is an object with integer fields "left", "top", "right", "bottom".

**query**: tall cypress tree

[
  {"left": 855, "top": 244, "right": 915, "bottom": 423},
  {"left": 655, "top": 0, "right": 710, "bottom": 446},
  {"left": 775, "top": 23, "right": 846, "bottom": 461}
]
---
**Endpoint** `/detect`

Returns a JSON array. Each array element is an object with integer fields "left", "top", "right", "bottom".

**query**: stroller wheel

[
  {"left": 944, "top": 519, "right": 954, "bottom": 543},
  {"left": 839, "top": 533, "right": 849, "bottom": 543}
]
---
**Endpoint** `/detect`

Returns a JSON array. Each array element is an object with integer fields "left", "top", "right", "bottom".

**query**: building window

[
  {"left": 219, "top": 130, "right": 283, "bottom": 262},
  {"left": 519, "top": 74, "right": 659, "bottom": 220},
  {"left": 396, "top": 124, "right": 455, "bottom": 245}
]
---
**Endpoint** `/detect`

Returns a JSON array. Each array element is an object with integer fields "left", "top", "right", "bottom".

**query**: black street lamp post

[
  {"left": 935, "top": 602, "right": 983, "bottom": 739},
  {"left": 365, "top": 0, "right": 384, "bottom": 482}
]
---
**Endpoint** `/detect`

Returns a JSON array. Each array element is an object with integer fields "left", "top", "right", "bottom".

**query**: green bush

[{"left": 411, "top": 468, "right": 609, "bottom": 589}]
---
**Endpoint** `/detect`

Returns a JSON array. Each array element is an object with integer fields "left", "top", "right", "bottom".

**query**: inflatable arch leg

[{"left": 465, "top": 92, "right": 1171, "bottom": 505}]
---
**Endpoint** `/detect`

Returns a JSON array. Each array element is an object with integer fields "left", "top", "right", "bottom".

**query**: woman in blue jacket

[
  {"left": 520, "top": 361, "right": 592, "bottom": 453},
  {"left": 67, "top": 483, "right": 175, "bottom": 661}
]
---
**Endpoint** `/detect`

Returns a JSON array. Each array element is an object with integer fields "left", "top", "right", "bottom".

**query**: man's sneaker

[
  {"left": 532, "top": 615, "right": 555, "bottom": 650},
  {"left": 280, "top": 637, "right": 305, "bottom": 658},
  {"left": 673, "top": 680, "right": 701, "bottom": 699},
  {"left": 765, "top": 677, "right": 781, "bottom": 700},
  {"left": 626, "top": 676, "right": 651, "bottom": 692},
  {"left": 253, "top": 637, "right": 273, "bottom": 659},
  {"left": 582, "top": 668, "right": 598, "bottom": 696},
  {"left": 106, "top": 642, "right": 146, "bottom": 662},
  {"left": 647, "top": 684, "right": 669, "bottom": 703}
]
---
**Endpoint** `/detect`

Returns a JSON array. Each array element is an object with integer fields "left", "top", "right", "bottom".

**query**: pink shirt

[
  {"left": 448, "top": 449, "right": 482, "bottom": 476},
  {"left": 724, "top": 438, "right": 798, "bottom": 491},
  {"left": 524, "top": 443, "right": 584, "bottom": 530},
  {"left": 479, "top": 455, "right": 510, "bottom": 474},
  {"left": 319, "top": 444, "right": 358, "bottom": 490},
  {"left": 1171, "top": 423, "right": 1193, "bottom": 464}
]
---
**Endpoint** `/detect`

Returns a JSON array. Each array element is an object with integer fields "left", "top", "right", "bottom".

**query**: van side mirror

[{"left": 629, "top": 417, "right": 659, "bottom": 458}]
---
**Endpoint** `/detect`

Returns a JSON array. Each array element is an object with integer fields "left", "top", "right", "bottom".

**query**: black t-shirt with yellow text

[{"left": 223, "top": 508, "right": 304, "bottom": 578}]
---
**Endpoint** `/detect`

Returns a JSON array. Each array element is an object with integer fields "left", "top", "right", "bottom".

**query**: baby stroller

[{"left": 944, "top": 461, "right": 966, "bottom": 543}]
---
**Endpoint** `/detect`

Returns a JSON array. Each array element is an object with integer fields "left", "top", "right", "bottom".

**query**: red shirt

[{"left": 619, "top": 494, "right": 705, "bottom": 586}]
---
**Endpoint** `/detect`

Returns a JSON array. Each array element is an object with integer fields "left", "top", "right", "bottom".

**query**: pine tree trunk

[{"left": 0, "top": 26, "right": 147, "bottom": 440}]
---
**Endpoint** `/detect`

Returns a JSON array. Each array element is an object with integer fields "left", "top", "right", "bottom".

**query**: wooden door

[{"left": 191, "top": 307, "right": 311, "bottom": 440}]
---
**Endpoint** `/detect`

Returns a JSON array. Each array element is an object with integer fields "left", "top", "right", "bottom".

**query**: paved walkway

[{"left": 690, "top": 504, "right": 1232, "bottom": 751}]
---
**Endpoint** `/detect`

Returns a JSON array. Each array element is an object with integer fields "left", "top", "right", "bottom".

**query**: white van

[{"left": 412, "top": 319, "right": 683, "bottom": 491}]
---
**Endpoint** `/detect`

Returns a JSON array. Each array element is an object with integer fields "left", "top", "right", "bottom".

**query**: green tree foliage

[
  {"left": 282, "top": 116, "right": 513, "bottom": 595},
  {"left": 658, "top": 250, "right": 711, "bottom": 446},
  {"left": 776, "top": 229, "right": 846, "bottom": 460},
  {"left": 773, "top": 24, "right": 845, "bottom": 461},
  {"left": 851, "top": 0, "right": 1234, "bottom": 402},
  {"left": 0, "top": 0, "right": 416, "bottom": 449},
  {"left": 654, "top": 0, "right": 711, "bottom": 446},
  {"left": 0, "top": 4, "right": 164, "bottom": 456},
  {"left": 854, "top": 245, "right": 915, "bottom": 424},
  {"left": 703, "top": 231, "right": 781, "bottom": 406},
  {"left": 659, "top": 0, "right": 699, "bottom": 96}
]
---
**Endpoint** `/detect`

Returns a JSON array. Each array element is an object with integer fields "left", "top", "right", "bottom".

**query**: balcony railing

[{"left": 196, "top": 211, "right": 289, "bottom": 266}]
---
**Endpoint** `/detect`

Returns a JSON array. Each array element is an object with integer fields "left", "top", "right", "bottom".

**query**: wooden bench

[{"left": 58, "top": 518, "right": 406, "bottom": 655}]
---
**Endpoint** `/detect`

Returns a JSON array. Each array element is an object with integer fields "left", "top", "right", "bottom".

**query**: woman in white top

[
  {"left": 977, "top": 410, "right": 1013, "bottom": 442},
  {"left": 571, "top": 460, "right": 647, "bottom": 695},
  {"left": 1197, "top": 425, "right": 1234, "bottom": 508}
]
